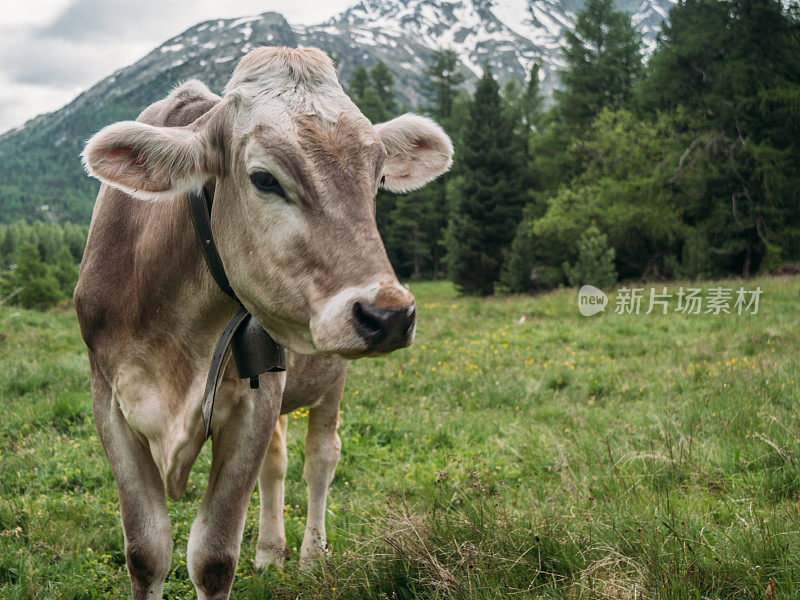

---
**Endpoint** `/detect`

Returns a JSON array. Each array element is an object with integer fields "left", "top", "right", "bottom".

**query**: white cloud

[
  {"left": 2, "top": 0, "right": 74, "bottom": 28},
  {"left": 0, "top": 0, "right": 352, "bottom": 133}
]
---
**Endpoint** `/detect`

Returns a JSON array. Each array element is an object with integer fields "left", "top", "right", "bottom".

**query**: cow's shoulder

[{"left": 137, "top": 79, "right": 221, "bottom": 127}]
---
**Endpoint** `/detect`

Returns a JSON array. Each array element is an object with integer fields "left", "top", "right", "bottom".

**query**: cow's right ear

[{"left": 82, "top": 121, "right": 209, "bottom": 201}]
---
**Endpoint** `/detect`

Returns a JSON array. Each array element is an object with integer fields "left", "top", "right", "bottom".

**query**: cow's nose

[{"left": 352, "top": 301, "right": 416, "bottom": 352}]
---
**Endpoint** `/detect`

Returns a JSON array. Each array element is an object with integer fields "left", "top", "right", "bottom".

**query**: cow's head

[{"left": 83, "top": 47, "right": 452, "bottom": 358}]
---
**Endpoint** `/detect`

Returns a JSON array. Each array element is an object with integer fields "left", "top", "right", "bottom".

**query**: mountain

[{"left": 0, "top": 0, "right": 674, "bottom": 225}]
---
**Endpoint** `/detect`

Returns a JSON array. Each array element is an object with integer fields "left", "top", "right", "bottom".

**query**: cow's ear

[
  {"left": 82, "top": 121, "right": 209, "bottom": 200},
  {"left": 375, "top": 114, "right": 453, "bottom": 193}
]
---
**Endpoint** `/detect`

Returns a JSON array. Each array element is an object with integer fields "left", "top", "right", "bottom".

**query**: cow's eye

[
  {"left": 380, "top": 175, "right": 386, "bottom": 186},
  {"left": 250, "top": 171, "right": 285, "bottom": 197}
]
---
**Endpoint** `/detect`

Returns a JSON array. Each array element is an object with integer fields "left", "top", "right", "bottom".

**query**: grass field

[{"left": 2, "top": 278, "right": 800, "bottom": 599}]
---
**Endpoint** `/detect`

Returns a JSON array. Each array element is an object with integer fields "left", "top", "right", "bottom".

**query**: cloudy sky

[{"left": 0, "top": 0, "right": 353, "bottom": 134}]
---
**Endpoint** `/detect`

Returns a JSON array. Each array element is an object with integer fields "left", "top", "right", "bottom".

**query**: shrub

[
  {"left": 2, "top": 242, "right": 63, "bottom": 310},
  {"left": 563, "top": 225, "right": 617, "bottom": 288}
]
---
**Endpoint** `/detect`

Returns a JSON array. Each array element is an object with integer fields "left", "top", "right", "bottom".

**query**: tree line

[{"left": 353, "top": 0, "right": 800, "bottom": 294}]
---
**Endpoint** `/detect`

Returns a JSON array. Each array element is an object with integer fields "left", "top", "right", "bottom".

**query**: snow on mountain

[{"left": 304, "top": 0, "right": 675, "bottom": 96}]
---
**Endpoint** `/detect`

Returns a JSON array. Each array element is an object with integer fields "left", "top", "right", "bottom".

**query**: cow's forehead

[
  {"left": 223, "top": 46, "right": 383, "bottom": 172},
  {"left": 226, "top": 47, "right": 339, "bottom": 94},
  {"left": 224, "top": 47, "right": 355, "bottom": 121}
]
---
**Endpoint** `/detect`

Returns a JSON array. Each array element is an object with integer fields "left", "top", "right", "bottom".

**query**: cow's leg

[
  {"left": 90, "top": 361, "right": 172, "bottom": 600},
  {"left": 300, "top": 373, "right": 345, "bottom": 569},
  {"left": 255, "top": 414, "right": 289, "bottom": 569},
  {"left": 187, "top": 373, "right": 283, "bottom": 600}
]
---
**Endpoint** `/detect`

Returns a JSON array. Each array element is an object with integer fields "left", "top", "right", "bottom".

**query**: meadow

[{"left": 1, "top": 278, "right": 800, "bottom": 599}]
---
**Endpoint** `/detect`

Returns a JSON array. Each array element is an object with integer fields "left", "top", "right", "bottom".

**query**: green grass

[{"left": 2, "top": 278, "right": 800, "bottom": 599}]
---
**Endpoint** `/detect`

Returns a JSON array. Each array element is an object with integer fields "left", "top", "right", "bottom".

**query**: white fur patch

[{"left": 308, "top": 283, "right": 381, "bottom": 353}]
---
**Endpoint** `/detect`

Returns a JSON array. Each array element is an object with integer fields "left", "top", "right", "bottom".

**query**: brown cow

[{"left": 76, "top": 46, "right": 452, "bottom": 600}]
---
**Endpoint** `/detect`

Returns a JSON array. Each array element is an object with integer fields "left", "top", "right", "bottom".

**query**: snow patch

[
  {"left": 490, "top": 0, "right": 538, "bottom": 40},
  {"left": 160, "top": 43, "right": 185, "bottom": 53},
  {"left": 231, "top": 15, "right": 260, "bottom": 27}
]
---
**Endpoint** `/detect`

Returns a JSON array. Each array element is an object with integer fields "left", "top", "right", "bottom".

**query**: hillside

[{"left": 0, "top": 0, "right": 674, "bottom": 225}]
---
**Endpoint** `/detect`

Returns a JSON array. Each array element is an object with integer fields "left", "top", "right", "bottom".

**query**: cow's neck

[{"left": 124, "top": 190, "right": 240, "bottom": 363}]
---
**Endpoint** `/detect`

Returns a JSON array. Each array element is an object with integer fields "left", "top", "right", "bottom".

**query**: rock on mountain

[{"left": 0, "top": 0, "right": 674, "bottom": 224}]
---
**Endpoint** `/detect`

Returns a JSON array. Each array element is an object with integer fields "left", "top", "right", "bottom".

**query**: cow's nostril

[
  {"left": 352, "top": 301, "right": 385, "bottom": 343},
  {"left": 352, "top": 301, "right": 416, "bottom": 351},
  {"left": 402, "top": 304, "right": 416, "bottom": 337}
]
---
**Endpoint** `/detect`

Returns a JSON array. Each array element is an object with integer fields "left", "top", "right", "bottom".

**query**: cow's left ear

[
  {"left": 82, "top": 122, "right": 207, "bottom": 200},
  {"left": 375, "top": 114, "right": 453, "bottom": 193},
  {"left": 82, "top": 100, "right": 232, "bottom": 201}
]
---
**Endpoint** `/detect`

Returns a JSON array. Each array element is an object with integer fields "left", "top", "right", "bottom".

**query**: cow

[{"left": 75, "top": 46, "right": 453, "bottom": 600}]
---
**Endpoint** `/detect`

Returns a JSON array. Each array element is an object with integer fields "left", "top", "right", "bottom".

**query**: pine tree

[
  {"left": 520, "top": 64, "right": 544, "bottom": 170},
  {"left": 370, "top": 62, "right": 398, "bottom": 116},
  {"left": 0, "top": 225, "right": 19, "bottom": 265},
  {"left": 348, "top": 63, "right": 397, "bottom": 123},
  {"left": 420, "top": 49, "right": 466, "bottom": 278},
  {"left": 52, "top": 245, "right": 79, "bottom": 296},
  {"left": 0, "top": 221, "right": 87, "bottom": 309},
  {"left": 387, "top": 186, "right": 437, "bottom": 279},
  {"left": 423, "top": 49, "right": 466, "bottom": 125},
  {"left": 556, "top": 0, "right": 644, "bottom": 129},
  {"left": 563, "top": 225, "right": 618, "bottom": 288},
  {"left": 446, "top": 67, "right": 527, "bottom": 295},
  {"left": 523, "top": 63, "right": 544, "bottom": 129},
  {"left": 357, "top": 87, "right": 387, "bottom": 123},
  {"left": 348, "top": 67, "right": 370, "bottom": 102},
  {"left": 498, "top": 65, "right": 547, "bottom": 291},
  {"left": 531, "top": 109, "right": 690, "bottom": 281},
  {"left": 500, "top": 218, "right": 538, "bottom": 293}
]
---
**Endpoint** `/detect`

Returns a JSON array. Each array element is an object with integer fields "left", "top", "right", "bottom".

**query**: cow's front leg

[
  {"left": 255, "top": 414, "right": 289, "bottom": 569},
  {"left": 90, "top": 363, "right": 172, "bottom": 600},
  {"left": 300, "top": 373, "right": 345, "bottom": 569},
  {"left": 188, "top": 372, "right": 283, "bottom": 600}
]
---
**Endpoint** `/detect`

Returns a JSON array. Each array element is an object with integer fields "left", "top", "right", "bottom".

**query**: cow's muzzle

[
  {"left": 309, "top": 282, "right": 416, "bottom": 357},
  {"left": 352, "top": 301, "right": 416, "bottom": 353}
]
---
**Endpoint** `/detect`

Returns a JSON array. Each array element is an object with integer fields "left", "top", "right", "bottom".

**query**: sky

[{"left": 0, "top": 0, "right": 353, "bottom": 134}]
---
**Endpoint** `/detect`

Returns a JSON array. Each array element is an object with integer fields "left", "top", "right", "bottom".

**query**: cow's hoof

[
  {"left": 255, "top": 545, "right": 287, "bottom": 571},
  {"left": 298, "top": 554, "right": 322, "bottom": 572},
  {"left": 299, "top": 540, "right": 327, "bottom": 571}
]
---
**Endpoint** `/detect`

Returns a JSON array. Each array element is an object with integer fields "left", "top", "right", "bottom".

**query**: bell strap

[{"left": 200, "top": 307, "right": 251, "bottom": 438}]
